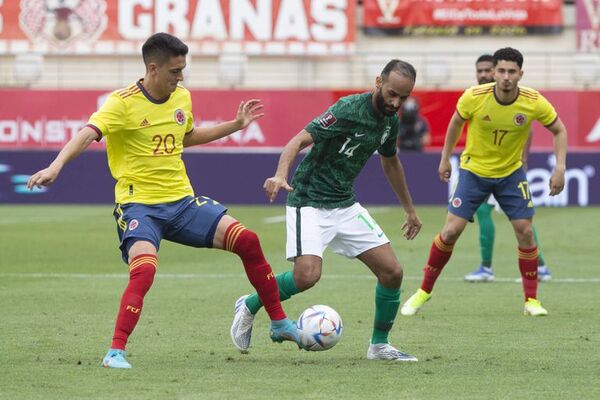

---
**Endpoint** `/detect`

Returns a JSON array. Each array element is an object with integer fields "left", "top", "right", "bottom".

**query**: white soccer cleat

[
  {"left": 230, "top": 295, "right": 255, "bottom": 353},
  {"left": 400, "top": 288, "right": 432, "bottom": 316},
  {"left": 367, "top": 343, "right": 418, "bottom": 362}
]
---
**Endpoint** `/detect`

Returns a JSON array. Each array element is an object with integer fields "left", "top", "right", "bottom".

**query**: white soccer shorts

[{"left": 285, "top": 203, "right": 390, "bottom": 260}]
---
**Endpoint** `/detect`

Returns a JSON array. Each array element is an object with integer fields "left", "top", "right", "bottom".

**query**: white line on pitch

[{"left": 1, "top": 272, "right": 599, "bottom": 283}]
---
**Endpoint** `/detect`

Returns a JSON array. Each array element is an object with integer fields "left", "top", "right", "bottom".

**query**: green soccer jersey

[{"left": 287, "top": 92, "right": 399, "bottom": 209}]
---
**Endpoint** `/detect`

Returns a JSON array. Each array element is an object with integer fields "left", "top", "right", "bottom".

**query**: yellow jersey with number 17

[
  {"left": 87, "top": 80, "right": 195, "bottom": 204},
  {"left": 456, "top": 82, "right": 558, "bottom": 178}
]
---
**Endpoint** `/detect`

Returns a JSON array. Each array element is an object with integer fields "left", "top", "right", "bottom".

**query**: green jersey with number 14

[{"left": 287, "top": 92, "right": 399, "bottom": 209}]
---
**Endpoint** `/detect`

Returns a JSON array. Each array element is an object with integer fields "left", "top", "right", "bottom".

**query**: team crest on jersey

[
  {"left": 514, "top": 113, "right": 527, "bottom": 126},
  {"left": 451, "top": 197, "right": 462, "bottom": 208},
  {"left": 174, "top": 109, "right": 186, "bottom": 125},
  {"left": 317, "top": 111, "right": 337, "bottom": 129},
  {"left": 381, "top": 126, "right": 391, "bottom": 145},
  {"left": 128, "top": 219, "right": 139, "bottom": 231}
]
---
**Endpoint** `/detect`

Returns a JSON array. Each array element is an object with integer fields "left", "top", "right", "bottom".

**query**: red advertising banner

[
  {"left": 577, "top": 0, "right": 600, "bottom": 51},
  {"left": 0, "top": 0, "right": 355, "bottom": 55},
  {"left": 0, "top": 89, "right": 598, "bottom": 151},
  {"left": 363, "top": 0, "right": 563, "bottom": 36}
]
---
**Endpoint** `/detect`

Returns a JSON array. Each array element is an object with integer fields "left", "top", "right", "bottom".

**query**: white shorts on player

[{"left": 285, "top": 203, "right": 389, "bottom": 261}]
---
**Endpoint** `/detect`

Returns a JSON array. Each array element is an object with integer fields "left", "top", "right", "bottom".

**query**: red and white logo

[
  {"left": 19, "top": 0, "right": 107, "bottom": 48},
  {"left": 317, "top": 111, "right": 337, "bottom": 129},
  {"left": 128, "top": 219, "right": 139, "bottom": 231},
  {"left": 514, "top": 113, "right": 527, "bottom": 126},
  {"left": 452, "top": 197, "right": 462, "bottom": 208},
  {"left": 174, "top": 109, "right": 186, "bottom": 125}
]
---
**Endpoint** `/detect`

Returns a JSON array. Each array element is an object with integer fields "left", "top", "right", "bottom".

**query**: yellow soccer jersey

[
  {"left": 456, "top": 82, "right": 557, "bottom": 177},
  {"left": 88, "top": 80, "right": 195, "bottom": 204}
]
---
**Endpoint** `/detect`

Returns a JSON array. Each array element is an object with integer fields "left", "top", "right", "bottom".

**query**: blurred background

[{"left": 0, "top": 0, "right": 598, "bottom": 206}]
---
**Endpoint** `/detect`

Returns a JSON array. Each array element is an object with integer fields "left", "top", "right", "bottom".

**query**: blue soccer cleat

[
  {"left": 537, "top": 265, "right": 552, "bottom": 282},
  {"left": 464, "top": 266, "right": 495, "bottom": 282},
  {"left": 269, "top": 318, "right": 303, "bottom": 348},
  {"left": 101, "top": 348, "right": 132, "bottom": 369}
]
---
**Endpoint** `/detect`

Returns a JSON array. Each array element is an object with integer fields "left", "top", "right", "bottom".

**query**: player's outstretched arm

[
  {"left": 546, "top": 117, "right": 568, "bottom": 196},
  {"left": 439, "top": 111, "right": 466, "bottom": 182},
  {"left": 27, "top": 126, "right": 98, "bottom": 190},
  {"left": 380, "top": 155, "right": 422, "bottom": 240},
  {"left": 183, "top": 99, "right": 264, "bottom": 147},
  {"left": 263, "top": 130, "right": 314, "bottom": 203}
]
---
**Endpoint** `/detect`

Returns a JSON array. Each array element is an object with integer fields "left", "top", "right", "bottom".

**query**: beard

[
  {"left": 478, "top": 77, "right": 494, "bottom": 84},
  {"left": 375, "top": 88, "right": 399, "bottom": 117}
]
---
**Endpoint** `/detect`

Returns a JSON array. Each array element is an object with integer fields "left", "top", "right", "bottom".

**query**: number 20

[{"left": 153, "top": 134, "right": 176, "bottom": 155}]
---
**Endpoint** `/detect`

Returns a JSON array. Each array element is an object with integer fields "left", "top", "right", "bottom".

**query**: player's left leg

[
  {"left": 326, "top": 203, "right": 416, "bottom": 361},
  {"left": 497, "top": 168, "right": 547, "bottom": 316},
  {"left": 213, "top": 215, "right": 302, "bottom": 345},
  {"left": 357, "top": 244, "right": 417, "bottom": 362},
  {"left": 165, "top": 196, "right": 301, "bottom": 349}
]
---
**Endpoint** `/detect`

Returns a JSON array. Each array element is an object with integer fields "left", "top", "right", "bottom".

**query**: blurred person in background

[{"left": 397, "top": 97, "right": 430, "bottom": 152}]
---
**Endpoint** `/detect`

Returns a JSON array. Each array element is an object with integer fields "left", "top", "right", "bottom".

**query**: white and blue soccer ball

[{"left": 297, "top": 305, "right": 343, "bottom": 351}]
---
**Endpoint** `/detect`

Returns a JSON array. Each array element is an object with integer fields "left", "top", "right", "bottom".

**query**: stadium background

[
  {"left": 1, "top": 3, "right": 599, "bottom": 399},
  {"left": 0, "top": 0, "right": 598, "bottom": 205}
]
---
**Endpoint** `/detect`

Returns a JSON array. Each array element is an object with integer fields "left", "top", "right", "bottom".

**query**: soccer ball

[{"left": 297, "top": 305, "right": 343, "bottom": 351}]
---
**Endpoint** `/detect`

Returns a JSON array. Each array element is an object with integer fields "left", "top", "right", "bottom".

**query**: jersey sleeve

[
  {"left": 378, "top": 117, "right": 399, "bottom": 157},
  {"left": 184, "top": 91, "right": 195, "bottom": 133},
  {"left": 305, "top": 100, "right": 348, "bottom": 142},
  {"left": 455, "top": 88, "right": 474, "bottom": 120},
  {"left": 535, "top": 93, "right": 558, "bottom": 127},
  {"left": 87, "top": 92, "right": 126, "bottom": 138}
]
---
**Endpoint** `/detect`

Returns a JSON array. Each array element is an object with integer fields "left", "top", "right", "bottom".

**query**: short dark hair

[
  {"left": 476, "top": 54, "right": 494, "bottom": 64},
  {"left": 493, "top": 47, "right": 523, "bottom": 68},
  {"left": 381, "top": 59, "right": 417, "bottom": 82},
  {"left": 142, "top": 33, "right": 188, "bottom": 67}
]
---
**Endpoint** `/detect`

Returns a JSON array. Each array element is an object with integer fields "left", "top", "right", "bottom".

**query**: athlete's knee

[
  {"left": 378, "top": 263, "right": 403, "bottom": 288},
  {"left": 226, "top": 225, "right": 264, "bottom": 260},
  {"left": 440, "top": 226, "right": 461, "bottom": 244},
  {"left": 127, "top": 240, "right": 157, "bottom": 262},
  {"left": 515, "top": 224, "right": 535, "bottom": 245},
  {"left": 293, "top": 259, "right": 321, "bottom": 291}
]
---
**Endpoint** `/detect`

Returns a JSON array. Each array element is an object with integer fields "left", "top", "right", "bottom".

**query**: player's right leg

[
  {"left": 102, "top": 204, "right": 164, "bottom": 368},
  {"left": 403, "top": 169, "right": 487, "bottom": 316},
  {"left": 232, "top": 206, "right": 329, "bottom": 352},
  {"left": 464, "top": 202, "right": 495, "bottom": 282}
]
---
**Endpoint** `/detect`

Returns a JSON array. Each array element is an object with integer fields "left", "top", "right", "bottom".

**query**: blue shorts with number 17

[{"left": 449, "top": 168, "right": 534, "bottom": 221}]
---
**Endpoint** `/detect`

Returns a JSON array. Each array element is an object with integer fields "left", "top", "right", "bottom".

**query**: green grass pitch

[{"left": 1, "top": 205, "right": 598, "bottom": 399}]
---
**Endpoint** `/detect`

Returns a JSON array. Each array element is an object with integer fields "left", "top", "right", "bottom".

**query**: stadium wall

[{"left": 1, "top": 152, "right": 597, "bottom": 206}]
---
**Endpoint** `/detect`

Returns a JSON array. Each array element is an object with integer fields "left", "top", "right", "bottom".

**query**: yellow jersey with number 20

[
  {"left": 88, "top": 80, "right": 195, "bottom": 204},
  {"left": 456, "top": 82, "right": 558, "bottom": 178}
]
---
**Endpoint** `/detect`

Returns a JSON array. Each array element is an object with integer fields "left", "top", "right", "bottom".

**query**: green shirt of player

[{"left": 287, "top": 92, "right": 399, "bottom": 209}]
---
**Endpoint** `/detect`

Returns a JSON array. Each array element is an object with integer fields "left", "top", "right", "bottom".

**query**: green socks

[
  {"left": 371, "top": 283, "right": 401, "bottom": 344},
  {"left": 245, "top": 271, "right": 300, "bottom": 315},
  {"left": 475, "top": 203, "right": 495, "bottom": 267},
  {"left": 532, "top": 225, "right": 546, "bottom": 266}
]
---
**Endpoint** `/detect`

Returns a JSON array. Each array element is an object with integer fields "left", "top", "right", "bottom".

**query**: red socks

[
  {"left": 518, "top": 246, "right": 538, "bottom": 300},
  {"left": 111, "top": 254, "right": 157, "bottom": 350},
  {"left": 225, "top": 222, "right": 286, "bottom": 321},
  {"left": 420, "top": 234, "right": 455, "bottom": 293}
]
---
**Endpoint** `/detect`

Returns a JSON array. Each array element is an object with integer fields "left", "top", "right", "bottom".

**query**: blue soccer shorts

[
  {"left": 113, "top": 195, "right": 227, "bottom": 263},
  {"left": 449, "top": 168, "right": 534, "bottom": 222}
]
